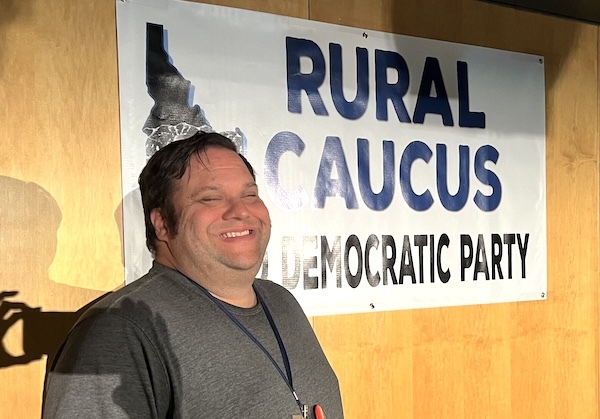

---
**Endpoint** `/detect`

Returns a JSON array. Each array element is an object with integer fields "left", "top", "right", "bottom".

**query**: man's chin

[{"left": 225, "top": 257, "right": 263, "bottom": 274}]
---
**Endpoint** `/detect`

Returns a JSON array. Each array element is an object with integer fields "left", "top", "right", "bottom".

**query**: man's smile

[{"left": 220, "top": 229, "right": 252, "bottom": 238}]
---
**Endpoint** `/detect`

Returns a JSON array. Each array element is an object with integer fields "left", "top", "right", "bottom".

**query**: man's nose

[{"left": 223, "top": 198, "right": 249, "bottom": 219}]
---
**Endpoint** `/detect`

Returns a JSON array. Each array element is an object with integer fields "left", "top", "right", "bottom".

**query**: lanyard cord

[{"left": 189, "top": 280, "right": 305, "bottom": 413}]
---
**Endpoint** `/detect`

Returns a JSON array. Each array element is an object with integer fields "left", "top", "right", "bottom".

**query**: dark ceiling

[{"left": 481, "top": 0, "right": 600, "bottom": 25}]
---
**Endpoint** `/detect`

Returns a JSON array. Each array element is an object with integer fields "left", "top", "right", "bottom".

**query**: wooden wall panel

[
  {"left": 0, "top": 0, "right": 597, "bottom": 418},
  {"left": 191, "top": 0, "right": 308, "bottom": 18},
  {"left": 311, "top": 1, "right": 599, "bottom": 418},
  {"left": 0, "top": 0, "right": 122, "bottom": 417}
]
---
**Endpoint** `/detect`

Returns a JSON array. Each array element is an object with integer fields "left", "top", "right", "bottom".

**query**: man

[{"left": 43, "top": 132, "right": 344, "bottom": 418}]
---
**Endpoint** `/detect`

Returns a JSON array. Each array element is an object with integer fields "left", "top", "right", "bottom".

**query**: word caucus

[{"left": 263, "top": 37, "right": 501, "bottom": 213}]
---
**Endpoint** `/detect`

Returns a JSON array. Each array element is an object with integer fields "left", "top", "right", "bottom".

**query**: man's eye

[{"left": 201, "top": 196, "right": 221, "bottom": 202}]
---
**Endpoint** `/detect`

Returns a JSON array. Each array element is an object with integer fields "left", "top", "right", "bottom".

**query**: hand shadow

[
  {"left": 0, "top": 291, "right": 39, "bottom": 367},
  {"left": 0, "top": 177, "right": 108, "bottom": 371},
  {"left": 0, "top": 291, "right": 111, "bottom": 370}
]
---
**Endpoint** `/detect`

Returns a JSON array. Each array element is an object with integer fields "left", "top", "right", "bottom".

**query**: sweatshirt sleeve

[{"left": 42, "top": 312, "right": 171, "bottom": 419}]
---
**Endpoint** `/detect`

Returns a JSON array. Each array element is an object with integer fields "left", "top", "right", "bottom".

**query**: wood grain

[{"left": 0, "top": 0, "right": 597, "bottom": 417}]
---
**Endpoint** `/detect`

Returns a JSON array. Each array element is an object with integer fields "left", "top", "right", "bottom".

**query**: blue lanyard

[{"left": 190, "top": 279, "right": 308, "bottom": 416}]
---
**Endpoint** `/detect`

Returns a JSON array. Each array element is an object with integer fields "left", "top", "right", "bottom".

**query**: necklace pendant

[{"left": 314, "top": 404, "right": 326, "bottom": 419}]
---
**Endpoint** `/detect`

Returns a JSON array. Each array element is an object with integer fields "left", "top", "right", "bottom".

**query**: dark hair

[{"left": 138, "top": 131, "right": 255, "bottom": 254}]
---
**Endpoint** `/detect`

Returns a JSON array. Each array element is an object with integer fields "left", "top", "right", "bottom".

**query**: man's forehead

[
  {"left": 190, "top": 147, "right": 247, "bottom": 170},
  {"left": 180, "top": 151, "right": 254, "bottom": 187}
]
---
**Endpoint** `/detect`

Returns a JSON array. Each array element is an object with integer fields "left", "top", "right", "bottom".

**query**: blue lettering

[
  {"left": 330, "top": 44, "right": 369, "bottom": 120},
  {"left": 473, "top": 145, "right": 501, "bottom": 210},
  {"left": 265, "top": 132, "right": 501, "bottom": 212},
  {"left": 264, "top": 131, "right": 308, "bottom": 210},
  {"left": 287, "top": 38, "right": 487, "bottom": 130},
  {"left": 357, "top": 138, "right": 394, "bottom": 210},
  {"left": 413, "top": 57, "right": 453, "bottom": 126},
  {"left": 400, "top": 140, "right": 433, "bottom": 211},
  {"left": 436, "top": 144, "right": 470, "bottom": 211},
  {"left": 286, "top": 37, "right": 328, "bottom": 115},
  {"left": 314, "top": 136, "right": 359, "bottom": 209},
  {"left": 458, "top": 61, "right": 486, "bottom": 128},
  {"left": 375, "top": 49, "right": 411, "bottom": 122}
]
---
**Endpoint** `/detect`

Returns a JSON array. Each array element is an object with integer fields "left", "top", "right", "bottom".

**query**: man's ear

[{"left": 150, "top": 208, "right": 169, "bottom": 241}]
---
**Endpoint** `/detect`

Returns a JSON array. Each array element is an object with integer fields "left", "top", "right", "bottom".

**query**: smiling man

[
  {"left": 43, "top": 132, "right": 344, "bottom": 419},
  {"left": 148, "top": 136, "right": 271, "bottom": 308}
]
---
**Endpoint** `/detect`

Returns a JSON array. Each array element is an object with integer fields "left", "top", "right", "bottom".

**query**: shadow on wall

[
  {"left": 0, "top": 176, "right": 107, "bottom": 370},
  {"left": 0, "top": 292, "right": 104, "bottom": 369},
  {"left": 0, "top": 176, "right": 179, "bottom": 416}
]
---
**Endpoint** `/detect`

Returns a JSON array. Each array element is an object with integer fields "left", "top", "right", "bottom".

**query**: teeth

[{"left": 221, "top": 230, "right": 251, "bottom": 238}]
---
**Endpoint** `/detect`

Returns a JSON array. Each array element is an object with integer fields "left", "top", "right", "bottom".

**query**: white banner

[{"left": 116, "top": 0, "right": 547, "bottom": 316}]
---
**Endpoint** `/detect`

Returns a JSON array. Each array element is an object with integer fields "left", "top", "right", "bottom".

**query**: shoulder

[
  {"left": 79, "top": 263, "right": 193, "bottom": 323},
  {"left": 62, "top": 263, "right": 200, "bottom": 358},
  {"left": 48, "top": 265, "right": 187, "bottom": 374}
]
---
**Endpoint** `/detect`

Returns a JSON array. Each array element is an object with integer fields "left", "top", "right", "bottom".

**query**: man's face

[{"left": 154, "top": 146, "right": 271, "bottom": 278}]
